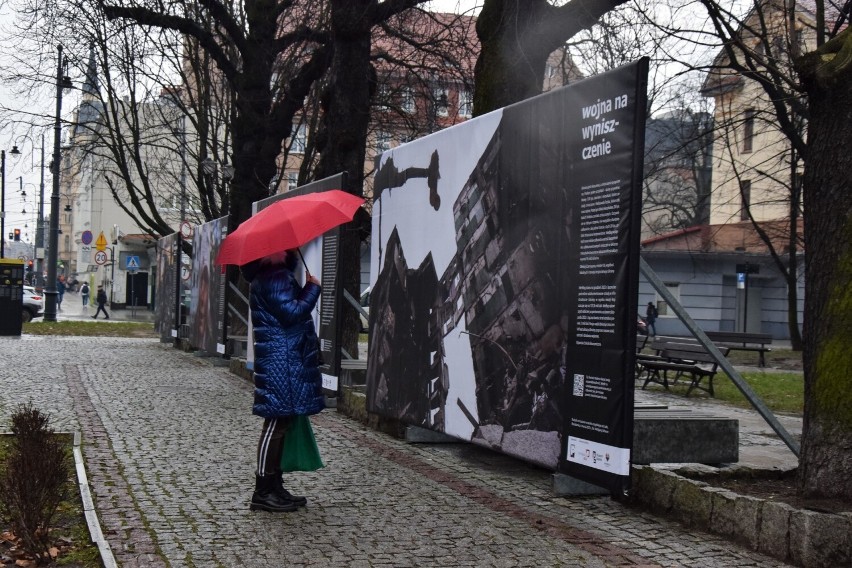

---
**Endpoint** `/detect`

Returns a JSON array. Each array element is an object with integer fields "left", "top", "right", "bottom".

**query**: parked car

[
  {"left": 359, "top": 287, "right": 371, "bottom": 332},
  {"left": 22, "top": 286, "right": 44, "bottom": 323}
]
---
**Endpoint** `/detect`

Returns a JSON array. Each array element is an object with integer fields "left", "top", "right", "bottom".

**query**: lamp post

[
  {"left": 174, "top": 116, "right": 187, "bottom": 343},
  {"left": 44, "top": 45, "right": 73, "bottom": 322},
  {"left": 1, "top": 150, "right": 5, "bottom": 259},
  {"left": 10, "top": 135, "right": 46, "bottom": 288}
]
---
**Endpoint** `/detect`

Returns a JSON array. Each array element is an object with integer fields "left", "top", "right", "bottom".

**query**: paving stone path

[{"left": 0, "top": 336, "right": 792, "bottom": 567}]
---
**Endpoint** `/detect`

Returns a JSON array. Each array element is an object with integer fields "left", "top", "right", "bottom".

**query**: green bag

[{"left": 280, "top": 415, "right": 325, "bottom": 472}]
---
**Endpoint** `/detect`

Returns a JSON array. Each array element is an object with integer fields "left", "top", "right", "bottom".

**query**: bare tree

[
  {"left": 0, "top": 0, "right": 239, "bottom": 245},
  {"left": 694, "top": 0, "right": 807, "bottom": 349},
  {"left": 99, "top": 0, "right": 333, "bottom": 229}
]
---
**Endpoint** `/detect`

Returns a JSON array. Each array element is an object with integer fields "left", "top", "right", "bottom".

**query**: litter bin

[{"left": 0, "top": 258, "right": 25, "bottom": 336}]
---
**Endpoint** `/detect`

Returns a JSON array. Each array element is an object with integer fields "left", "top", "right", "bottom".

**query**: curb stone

[{"left": 629, "top": 465, "right": 852, "bottom": 568}]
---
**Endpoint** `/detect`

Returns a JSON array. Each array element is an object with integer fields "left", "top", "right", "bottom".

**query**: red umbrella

[{"left": 215, "top": 189, "right": 365, "bottom": 266}]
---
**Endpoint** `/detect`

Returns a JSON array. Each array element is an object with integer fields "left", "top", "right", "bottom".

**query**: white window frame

[
  {"left": 434, "top": 86, "right": 449, "bottom": 117},
  {"left": 291, "top": 124, "right": 307, "bottom": 154},
  {"left": 401, "top": 87, "right": 415, "bottom": 114},
  {"left": 458, "top": 89, "right": 473, "bottom": 118},
  {"left": 376, "top": 130, "right": 392, "bottom": 152},
  {"left": 287, "top": 171, "right": 299, "bottom": 191}
]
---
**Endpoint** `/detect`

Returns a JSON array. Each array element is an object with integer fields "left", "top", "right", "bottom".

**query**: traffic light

[{"left": 13, "top": 228, "right": 21, "bottom": 242}]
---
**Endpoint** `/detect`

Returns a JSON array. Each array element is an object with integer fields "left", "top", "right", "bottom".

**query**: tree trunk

[
  {"left": 314, "top": 0, "right": 375, "bottom": 357},
  {"left": 473, "top": 0, "right": 626, "bottom": 116},
  {"left": 786, "top": 171, "right": 803, "bottom": 351},
  {"left": 797, "top": 41, "right": 852, "bottom": 500},
  {"left": 473, "top": 0, "right": 553, "bottom": 115}
]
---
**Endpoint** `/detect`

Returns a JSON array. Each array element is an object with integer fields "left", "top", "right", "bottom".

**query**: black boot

[
  {"left": 250, "top": 474, "right": 299, "bottom": 512},
  {"left": 275, "top": 471, "right": 307, "bottom": 507}
]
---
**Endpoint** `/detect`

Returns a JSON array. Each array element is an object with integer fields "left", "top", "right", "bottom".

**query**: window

[
  {"left": 743, "top": 108, "right": 755, "bottom": 153},
  {"left": 377, "top": 84, "right": 391, "bottom": 111},
  {"left": 740, "top": 179, "right": 751, "bottom": 221},
  {"left": 290, "top": 124, "right": 307, "bottom": 154},
  {"left": 287, "top": 172, "right": 298, "bottom": 191},
  {"left": 656, "top": 283, "right": 680, "bottom": 317},
  {"left": 376, "top": 130, "right": 392, "bottom": 152},
  {"left": 401, "top": 87, "right": 415, "bottom": 114},
  {"left": 433, "top": 87, "right": 449, "bottom": 117},
  {"left": 458, "top": 89, "right": 473, "bottom": 118}
]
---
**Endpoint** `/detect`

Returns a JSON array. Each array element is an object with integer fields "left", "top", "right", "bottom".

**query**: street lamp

[
  {"left": 44, "top": 45, "right": 73, "bottom": 322},
  {"left": 1, "top": 150, "right": 5, "bottom": 259},
  {"left": 10, "top": 135, "right": 46, "bottom": 288}
]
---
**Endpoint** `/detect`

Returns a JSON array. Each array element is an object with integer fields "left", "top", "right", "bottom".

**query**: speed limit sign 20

[{"left": 94, "top": 250, "right": 108, "bottom": 265}]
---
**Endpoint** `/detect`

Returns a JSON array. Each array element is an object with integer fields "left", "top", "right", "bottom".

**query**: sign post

[{"left": 735, "top": 263, "right": 760, "bottom": 332}]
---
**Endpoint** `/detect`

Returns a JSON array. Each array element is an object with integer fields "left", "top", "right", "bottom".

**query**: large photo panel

[{"left": 366, "top": 60, "right": 648, "bottom": 491}]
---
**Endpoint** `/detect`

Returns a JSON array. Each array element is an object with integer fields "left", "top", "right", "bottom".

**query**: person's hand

[{"left": 307, "top": 274, "right": 320, "bottom": 286}]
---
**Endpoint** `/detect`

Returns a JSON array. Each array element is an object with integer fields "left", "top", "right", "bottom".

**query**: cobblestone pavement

[{"left": 0, "top": 336, "right": 793, "bottom": 567}]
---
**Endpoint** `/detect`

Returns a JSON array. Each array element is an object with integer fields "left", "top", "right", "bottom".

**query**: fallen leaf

[{"left": 49, "top": 547, "right": 59, "bottom": 559}]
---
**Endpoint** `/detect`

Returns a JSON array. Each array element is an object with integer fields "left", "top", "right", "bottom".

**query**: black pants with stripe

[{"left": 256, "top": 416, "right": 293, "bottom": 476}]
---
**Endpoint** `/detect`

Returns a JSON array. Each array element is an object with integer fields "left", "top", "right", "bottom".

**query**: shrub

[{"left": 0, "top": 402, "right": 70, "bottom": 563}]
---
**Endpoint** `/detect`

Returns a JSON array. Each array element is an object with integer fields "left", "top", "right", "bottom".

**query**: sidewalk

[
  {"left": 48, "top": 290, "right": 156, "bottom": 323},
  {"left": 0, "top": 335, "right": 794, "bottom": 567}
]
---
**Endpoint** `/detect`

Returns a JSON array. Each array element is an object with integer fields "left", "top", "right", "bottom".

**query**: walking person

[
  {"left": 645, "top": 301, "right": 658, "bottom": 336},
  {"left": 91, "top": 285, "right": 109, "bottom": 319},
  {"left": 241, "top": 249, "right": 323, "bottom": 513},
  {"left": 56, "top": 278, "right": 66, "bottom": 310},
  {"left": 80, "top": 282, "right": 90, "bottom": 308}
]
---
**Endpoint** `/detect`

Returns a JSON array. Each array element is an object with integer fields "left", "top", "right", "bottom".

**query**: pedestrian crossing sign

[{"left": 126, "top": 255, "right": 140, "bottom": 270}]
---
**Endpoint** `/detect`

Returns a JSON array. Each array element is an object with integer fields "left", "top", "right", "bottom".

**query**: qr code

[{"left": 573, "top": 374, "right": 585, "bottom": 397}]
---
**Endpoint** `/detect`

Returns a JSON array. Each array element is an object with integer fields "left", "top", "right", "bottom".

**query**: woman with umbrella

[
  {"left": 218, "top": 190, "right": 365, "bottom": 513},
  {"left": 241, "top": 249, "right": 323, "bottom": 513}
]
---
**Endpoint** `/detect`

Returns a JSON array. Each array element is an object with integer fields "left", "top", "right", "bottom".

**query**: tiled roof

[{"left": 641, "top": 220, "right": 804, "bottom": 253}]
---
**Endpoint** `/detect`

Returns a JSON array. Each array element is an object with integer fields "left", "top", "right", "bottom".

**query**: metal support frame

[{"left": 639, "top": 257, "right": 800, "bottom": 457}]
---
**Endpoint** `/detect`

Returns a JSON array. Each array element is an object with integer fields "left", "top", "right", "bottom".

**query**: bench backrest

[
  {"left": 636, "top": 334, "right": 648, "bottom": 352},
  {"left": 705, "top": 331, "right": 772, "bottom": 345},
  {"left": 660, "top": 343, "right": 730, "bottom": 365},
  {"left": 650, "top": 337, "right": 697, "bottom": 353}
]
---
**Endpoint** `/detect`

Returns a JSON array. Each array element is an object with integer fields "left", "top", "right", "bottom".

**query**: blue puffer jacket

[{"left": 246, "top": 262, "right": 324, "bottom": 418}]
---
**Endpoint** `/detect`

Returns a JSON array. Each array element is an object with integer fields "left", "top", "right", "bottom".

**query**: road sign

[
  {"left": 180, "top": 221, "right": 193, "bottom": 239},
  {"left": 95, "top": 232, "right": 108, "bottom": 252},
  {"left": 181, "top": 264, "right": 192, "bottom": 281},
  {"left": 126, "top": 255, "right": 140, "bottom": 270},
  {"left": 94, "top": 251, "right": 108, "bottom": 265},
  {"left": 81, "top": 230, "right": 93, "bottom": 245}
]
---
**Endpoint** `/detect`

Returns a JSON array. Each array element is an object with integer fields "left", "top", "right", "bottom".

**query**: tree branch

[{"left": 101, "top": 4, "right": 240, "bottom": 83}]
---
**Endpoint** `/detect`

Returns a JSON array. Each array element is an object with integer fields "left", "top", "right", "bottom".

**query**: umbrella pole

[{"left": 297, "top": 248, "right": 310, "bottom": 277}]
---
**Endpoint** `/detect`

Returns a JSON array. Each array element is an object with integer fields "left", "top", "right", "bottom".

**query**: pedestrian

[
  {"left": 241, "top": 249, "right": 323, "bottom": 513},
  {"left": 646, "top": 301, "right": 658, "bottom": 336},
  {"left": 80, "top": 282, "right": 90, "bottom": 307},
  {"left": 56, "top": 278, "right": 66, "bottom": 310},
  {"left": 91, "top": 285, "right": 109, "bottom": 319}
]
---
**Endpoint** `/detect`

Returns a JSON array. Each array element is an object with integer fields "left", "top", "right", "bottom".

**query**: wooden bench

[
  {"left": 636, "top": 333, "right": 648, "bottom": 353},
  {"left": 704, "top": 331, "right": 773, "bottom": 367},
  {"left": 339, "top": 358, "right": 368, "bottom": 387},
  {"left": 637, "top": 342, "right": 730, "bottom": 397}
]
